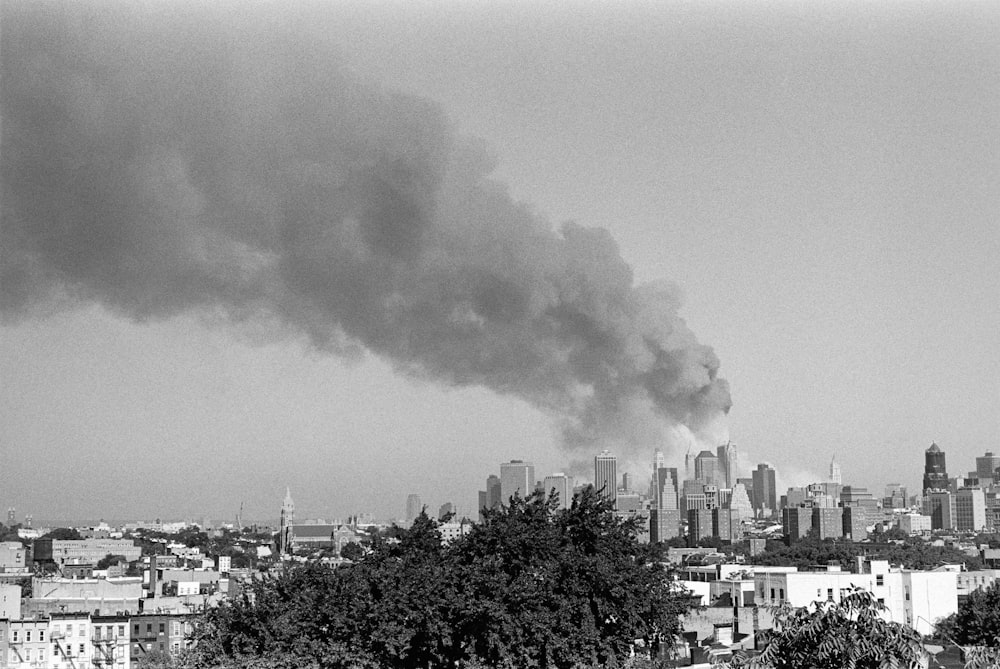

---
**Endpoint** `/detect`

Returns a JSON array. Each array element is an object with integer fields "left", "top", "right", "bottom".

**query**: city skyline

[{"left": 2, "top": 3, "right": 998, "bottom": 521}]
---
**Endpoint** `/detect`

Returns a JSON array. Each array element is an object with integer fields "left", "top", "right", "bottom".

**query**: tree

[
  {"left": 97, "top": 553, "right": 127, "bottom": 569},
  {"left": 935, "top": 582, "right": 1000, "bottom": 669},
  {"left": 41, "top": 527, "right": 82, "bottom": 540},
  {"left": 190, "top": 489, "right": 692, "bottom": 668},
  {"left": 725, "top": 590, "right": 926, "bottom": 669},
  {"left": 339, "top": 542, "right": 364, "bottom": 561}
]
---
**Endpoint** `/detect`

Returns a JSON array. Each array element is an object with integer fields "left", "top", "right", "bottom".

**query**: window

[
  {"left": 133, "top": 624, "right": 139, "bottom": 635},
  {"left": 12, "top": 630, "right": 18, "bottom": 642},
  {"left": 95, "top": 627, "right": 102, "bottom": 640},
  {"left": 118, "top": 625, "right": 125, "bottom": 636},
  {"left": 80, "top": 626, "right": 86, "bottom": 636},
  {"left": 67, "top": 624, "right": 73, "bottom": 635},
  {"left": 876, "top": 574, "right": 884, "bottom": 586},
  {"left": 52, "top": 624, "right": 60, "bottom": 634},
  {"left": 26, "top": 630, "right": 32, "bottom": 642},
  {"left": 146, "top": 624, "right": 152, "bottom": 634},
  {"left": 877, "top": 597, "right": 885, "bottom": 606},
  {"left": 827, "top": 588, "right": 834, "bottom": 600},
  {"left": 53, "top": 644, "right": 59, "bottom": 654},
  {"left": 25, "top": 649, "right": 32, "bottom": 661},
  {"left": 39, "top": 630, "right": 45, "bottom": 641},
  {"left": 80, "top": 644, "right": 86, "bottom": 654},
  {"left": 39, "top": 649, "right": 46, "bottom": 661},
  {"left": 159, "top": 623, "right": 165, "bottom": 634},
  {"left": 770, "top": 588, "right": 775, "bottom": 599},
  {"left": 779, "top": 588, "right": 784, "bottom": 600}
]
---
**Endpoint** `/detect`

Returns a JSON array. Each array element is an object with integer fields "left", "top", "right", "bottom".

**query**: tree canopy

[
  {"left": 725, "top": 590, "right": 926, "bottom": 669},
  {"left": 188, "top": 488, "right": 691, "bottom": 668}
]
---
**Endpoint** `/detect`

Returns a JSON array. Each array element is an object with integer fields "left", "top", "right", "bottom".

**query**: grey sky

[{"left": 2, "top": 2, "right": 998, "bottom": 523}]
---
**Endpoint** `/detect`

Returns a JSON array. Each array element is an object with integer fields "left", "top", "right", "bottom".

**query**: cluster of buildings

[{"left": 0, "top": 523, "right": 264, "bottom": 669}]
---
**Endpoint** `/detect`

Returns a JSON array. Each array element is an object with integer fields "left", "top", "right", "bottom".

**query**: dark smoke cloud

[{"left": 1, "top": 2, "right": 730, "bottom": 454}]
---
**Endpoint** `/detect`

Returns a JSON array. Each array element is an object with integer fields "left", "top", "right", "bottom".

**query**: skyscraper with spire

[
  {"left": 279, "top": 488, "right": 295, "bottom": 555},
  {"left": 829, "top": 456, "right": 842, "bottom": 485}
]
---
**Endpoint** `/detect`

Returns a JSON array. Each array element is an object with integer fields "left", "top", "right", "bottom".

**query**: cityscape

[
  {"left": 2, "top": 1, "right": 998, "bottom": 667},
  {"left": 2, "top": 441, "right": 999, "bottom": 666}
]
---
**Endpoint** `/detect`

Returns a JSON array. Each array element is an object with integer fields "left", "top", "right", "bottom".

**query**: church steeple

[{"left": 279, "top": 487, "right": 295, "bottom": 555}]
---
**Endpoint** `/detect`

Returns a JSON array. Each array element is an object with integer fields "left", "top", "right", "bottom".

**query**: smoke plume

[{"left": 1, "top": 3, "right": 730, "bottom": 455}]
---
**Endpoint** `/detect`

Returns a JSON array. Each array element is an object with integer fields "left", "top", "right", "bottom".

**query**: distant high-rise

[
  {"left": 752, "top": 464, "right": 777, "bottom": 517},
  {"left": 653, "top": 466, "right": 679, "bottom": 510},
  {"left": 955, "top": 488, "right": 987, "bottom": 531},
  {"left": 279, "top": 488, "right": 295, "bottom": 555},
  {"left": 717, "top": 442, "right": 738, "bottom": 488},
  {"left": 975, "top": 452, "right": 1000, "bottom": 485},
  {"left": 500, "top": 460, "right": 535, "bottom": 504},
  {"left": 594, "top": 450, "right": 618, "bottom": 506},
  {"left": 6, "top": 508, "right": 14, "bottom": 525},
  {"left": 694, "top": 450, "right": 720, "bottom": 485},
  {"left": 654, "top": 448, "right": 666, "bottom": 470},
  {"left": 484, "top": 475, "right": 502, "bottom": 509},
  {"left": 406, "top": 493, "right": 422, "bottom": 524},
  {"left": 438, "top": 502, "right": 455, "bottom": 521},
  {"left": 923, "top": 443, "right": 949, "bottom": 492},
  {"left": 829, "top": 456, "right": 842, "bottom": 485},
  {"left": 542, "top": 473, "right": 574, "bottom": 510}
]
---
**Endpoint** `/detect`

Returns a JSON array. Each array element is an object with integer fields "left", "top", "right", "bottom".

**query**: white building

[
  {"left": 955, "top": 488, "right": 987, "bottom": 532},
  {"left": 898, "top": 514, "right": 932, "bottom": 535},
  {"left": 753, "top": 559, "right": 957, "bottom": 635},
  {"left": 49, "top": 612, "right": 93, "bottom": 668}
]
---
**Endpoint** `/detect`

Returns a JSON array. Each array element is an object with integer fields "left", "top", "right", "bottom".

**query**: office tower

[
  {"left": 479, "top": 475, "right": 502, "bottom": 510},
  {"left": 279, "top": 488, "right": 295, "bottom": 555},
  {"left": 622, "top": 473, "right": 632, "bottom": 493},
  {"left": 542, "top": 473, "right": 574, "bottom": 510},
  {"left": 829, "top": 456, "right": 842, "bottom": 485},
  {"left": 717, "top": 441, "right": 738, "bottom": 488},
  {"left": 406, "top": 493, "right": 422, "bottom": 525},
  {"left": 694, "top": 450, "right": 720, "bottom": 485},
  {"left": 687, "top": 508, "right": 714, "bottom": 545},
  {"left": 730, "top": 482, "right": 753, "bottom": 520},
  {"left": 923, "top": 490, "right": 954, "bottom": 530},
  {"left": 752, "top": 464, "right": 777, "bottom": 516},
  {"left": 6, "top": 508, "right": 13, "bottom": 525},
  {"left": 654, "top": 448, "right": 666, "bottom": 470},
  {"left": 650, "top": 509, "right": 681, "bottom": 542},
  {"left": 594, "top": 450, "right": 618, "bottom": 506},
  {"left": 685, "top": 447, "right": 695, "bottom": 481},
  {"left": 438, "top": 502, "right": 455, "bottom": 520},
  {"left": 976, "top": 452, "right": 1000, "bottom": 485},
  {"left": 500, "top": 460, "right": 535, "bottom": 504},
  {"left": 656, "top": 468, "right": 679, "bottom": 510},
  {"left": 955, "top": 488, "right": 987, "bottom": 531},
  {"left": 923, "top": 443, "right": 949, "bottom": 492}
]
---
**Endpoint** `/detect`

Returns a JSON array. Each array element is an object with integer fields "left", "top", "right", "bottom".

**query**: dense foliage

[
  {"left": 751, "top": 536, "right": 982, "bottom": 571},
  {"left": 187, "top": 489, "right": 691, "bottom": 668},
  {"left": 725, "top": 590, "right": 927, "bottom": 669},
  {"left": 935, "top": 582, "right": 1000, "bottom": 669}
]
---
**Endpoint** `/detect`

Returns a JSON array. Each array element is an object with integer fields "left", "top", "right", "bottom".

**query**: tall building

[
  {"left": 955, "top": 488, "right": 987, "bottom": 531},
  {"left": 438, "top": 502, "right": 455, "bottom": 520},
  {"left": 406, "top": 493, "right": 422, "bottom": 525},
  {"left": 923, "top": 443, "right": 949, "bottom": 492},
  {"left": 542, "top": 473, "right": 574, "bottom": 510},
  {"left": 278, "top": 488, "right": 294, "bottom": 555},
  {"left": 752, "top": 464, "right": 777, "bottom": 517},
  {"left": 975, "top": 452, "right": 1000, "bottom": 485},
  {"left": 717, "top": 442, "right": 738, "bottom": 488},
  {"left": 694, "top": 450, "right": 720, "bottom": 485},
  {"left": 685, "top": 447, "right": 695, "bottom": 481},
  {"left": 6, "top": 508, "right": 13, "bottom": 525},
  {"left": 655, "top": 467, "right": 679, "bottom": 510},
  {"left": 500, "top": 460, "right": 535, "bottom": 504},
  {"left": 478, "top": 474, "right": 502, "bottom": 515},
  {"left": 923, "top": 490, "right": 955, "bottom": 530},
  {"left": 829, "top": 456, "right": 842, "bottom": 485},
  {"left": 594, "top": 450, "right": 618, "bottom": 506}
]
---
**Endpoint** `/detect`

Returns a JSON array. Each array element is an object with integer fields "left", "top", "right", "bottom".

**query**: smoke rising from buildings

[{"left": 1, "top": 3, "right": 730, "bottom": 457}]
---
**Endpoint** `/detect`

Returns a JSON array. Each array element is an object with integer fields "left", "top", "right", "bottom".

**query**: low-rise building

[{"left": 753, "top": 558, "right": 957, "bottom": 635}]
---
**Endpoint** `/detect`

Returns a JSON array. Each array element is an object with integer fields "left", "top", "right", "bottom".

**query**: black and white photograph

[{"left": 1, "top": 2, "right": 998, "bottom": 667}]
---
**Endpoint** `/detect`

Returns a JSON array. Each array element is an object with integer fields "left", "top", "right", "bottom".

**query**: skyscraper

[
  {"left": 717, "top": 441, "right": 738, "bottom": 488},
  {"left": 594, "top": 450, "right": 618, "bottom": 506},
  {"left": 923, "top": 443, "right": 949, "bottom": 492},
  {"left": 542, "top": 473, "right": 574, "bottom": 509},
  {"left": 975, "top": 451, "right": 1000, "bottom": 485},
  {"left": 406, "top": 493, "right": 423, "bottom": 525},
  {"left": 694, "top": 450, "right": 720, "bottom": 485},
  {"left": 829, "top": 456, "right": 842, "bottom": 485},
  {"left": 500, "top": 460, "right": 535, "bottom": 504},
  {"left": 485, "top": 475, "right": 502, "bottom": 509},
  {"left": 752, "top": 464, "right": 777, "bottom": 517},
  {"left": 279, "top": 488, "right": 295, "bottom": 555}
]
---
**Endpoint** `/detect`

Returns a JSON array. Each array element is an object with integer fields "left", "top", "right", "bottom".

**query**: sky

[{"left": 1, "top": 1, "right": 998, "bottom": 525}]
